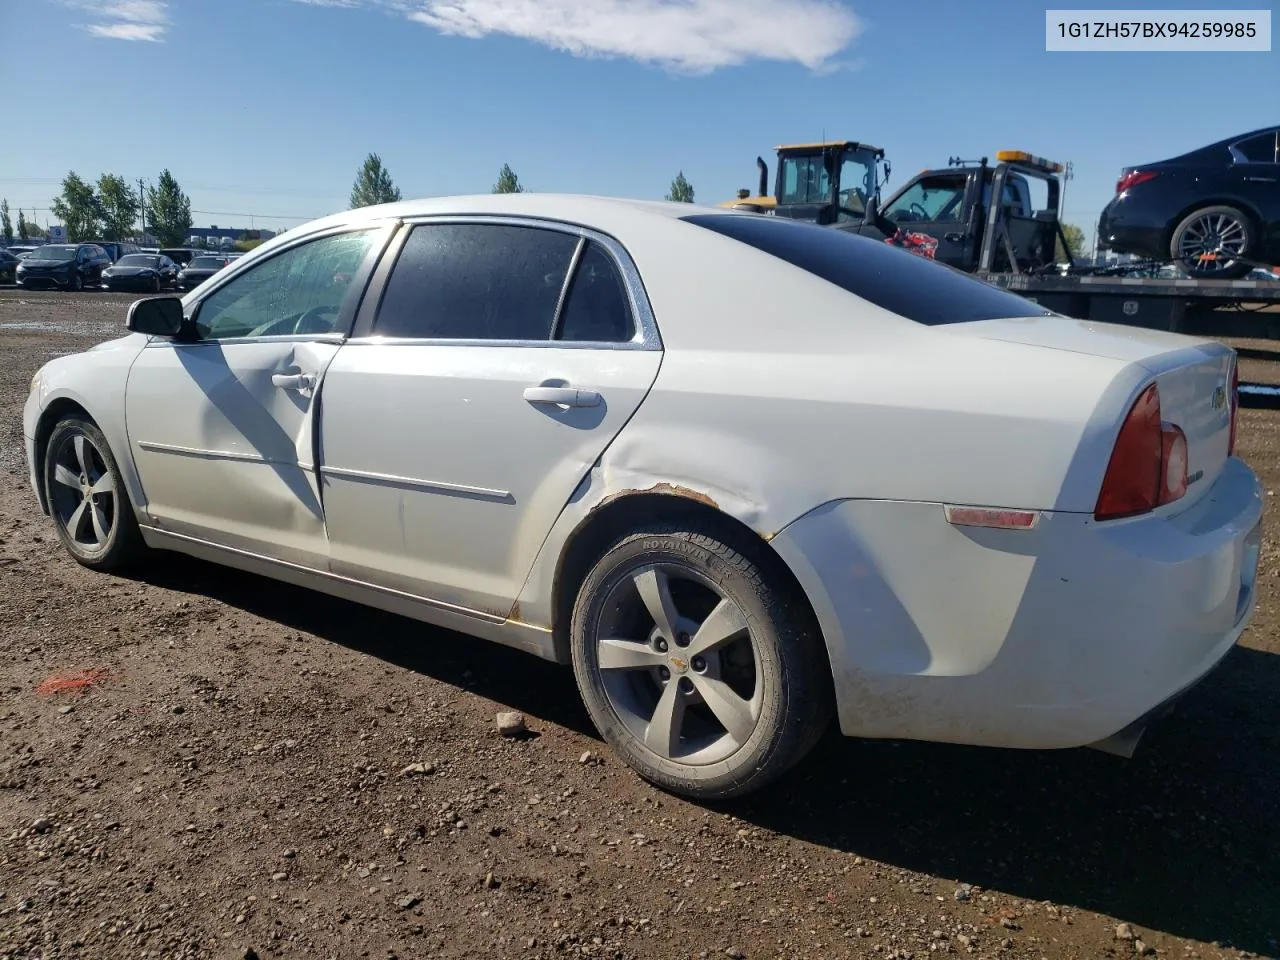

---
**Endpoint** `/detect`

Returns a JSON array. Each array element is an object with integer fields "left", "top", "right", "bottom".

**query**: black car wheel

[
  {"left": 69, "top": 273, "right": 83, "bottom": 292},
  {"left": 1171, "top": 204, "right": 1255, "bottom": 280}
]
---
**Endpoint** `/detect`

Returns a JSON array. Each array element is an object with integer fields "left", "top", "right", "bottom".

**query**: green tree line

[
  {"left": 348, "top": 153, "right": 699, "bottom": 208},
  {"left": 40, "top": 170, "right": 193, "bottom": 246}
]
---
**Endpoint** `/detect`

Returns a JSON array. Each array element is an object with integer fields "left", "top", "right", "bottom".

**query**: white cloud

[
  {"left": 289, "top": 0, "right": 862, "bottom": 72},
  {"left": 66, "top": 0, "right": 170, "bottom": 42}
]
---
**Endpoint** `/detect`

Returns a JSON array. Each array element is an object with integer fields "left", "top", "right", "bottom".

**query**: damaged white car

[{"left": 24, "top": 194, "right": 1263, "bottom": 799}]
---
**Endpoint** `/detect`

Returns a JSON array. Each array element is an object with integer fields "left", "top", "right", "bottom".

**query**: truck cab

[
  {"left": 872, "top": 150, "right": 1069, "bottom": 275},
  {"left": 722, "top": 141, "right": 889, "bottom": 228}
]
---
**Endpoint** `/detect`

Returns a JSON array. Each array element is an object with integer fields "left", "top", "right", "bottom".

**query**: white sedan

[{"left": 23, "top": 194, "right": 1263, "bottom": 800}]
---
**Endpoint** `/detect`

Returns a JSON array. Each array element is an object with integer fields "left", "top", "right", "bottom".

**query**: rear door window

[
  {"left": 683, "top": 213, "right": 1051, "bottom": 326},
  {"left": 372, "top": 223, "right": 579, "bottom": 340},
  {"left": 554, "top": 241, "right": 636, "bottom": 343}
]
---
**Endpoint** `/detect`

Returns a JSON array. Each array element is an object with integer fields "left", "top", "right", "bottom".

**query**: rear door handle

[
  {"left": 944, "top": 232, "right": 965, "bottom": 243},
  {"left": 272, "top": 372, "right": 316, "bottom": 392},
  {"left": 523, "top": 385, "right": 601, "bottom": 407},
  {"left": 1244, "top": 176, "right": 1277, "bottom": 183}
]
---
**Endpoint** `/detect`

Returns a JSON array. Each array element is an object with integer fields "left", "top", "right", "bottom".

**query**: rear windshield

[
  {"left": 682, "top": 213, "right": 1050, "bottom": 326},
  {"left": 189, "top": 257, "right": 225, "bottom": 269}
]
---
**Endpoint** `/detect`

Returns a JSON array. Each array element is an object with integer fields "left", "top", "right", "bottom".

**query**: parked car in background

[
  {"left": 15, "top": 243, "right": 111, "bottom": 291},
  {"left": 8, "top": 245, "right": 42, "bottom": 258},
  {"left": 20, "top": 194, "right": 1261, "bottom": 800},
  {"left": 177, "top": 254, "right": 232, "bottom": 291},
  {"left": 1098, "top": 125, "right": 1280, "bottom": 279},
  {"left": 159, "top": 247, "right": 201, "bottom": 267},
  {"left": 102, "top": 253, "right": 179, "bottom": 292},
  {"left": 90, "top": 241, "right": 142, "bottom": 263},
  {"left": 0, "top": 249, "right": 19, "bottom": 284}
]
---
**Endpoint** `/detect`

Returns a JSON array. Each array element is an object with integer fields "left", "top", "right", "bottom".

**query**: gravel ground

[{"left": 1, "top": 290, "right": 1278, "bottom": 960}]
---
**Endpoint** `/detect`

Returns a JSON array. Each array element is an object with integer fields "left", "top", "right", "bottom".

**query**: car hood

[
  {"left": 106, "top": 266, "right": 155, "bottom": 276},
  {"left": 20, "top": 258, "right": 73, "bottom": 268},
  {"left": 87, "top": 332, "right": 150, "bottom": 353}
]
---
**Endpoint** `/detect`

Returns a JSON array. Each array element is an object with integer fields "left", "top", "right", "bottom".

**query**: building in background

[{"left": 185, "top": 226, "right": 278, "bottom": 250}]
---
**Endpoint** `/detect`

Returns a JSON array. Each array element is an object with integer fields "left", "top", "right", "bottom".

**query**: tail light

[
  {"left": 1115, "top": 169, "right": 1158, "bottom": 194},
  {"left": 1228, "top": 361, "right": 1240, "bottom": 456},
  {"left": 1095, "top": 383, "right": 1188, "bottom": 521}
]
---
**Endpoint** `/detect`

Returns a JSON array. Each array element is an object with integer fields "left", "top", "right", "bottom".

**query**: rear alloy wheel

[
  {"left": 1170, "top": 205, "right": 1254, "bottom": 279},
  {"left": 570, "top": 524, "right": 832, "bottom": 800},
  {"left": 43, "top": 417, "right": 145, "bottom": 572}
]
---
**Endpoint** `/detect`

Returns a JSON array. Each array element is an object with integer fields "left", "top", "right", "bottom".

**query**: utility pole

[{"left": 137, "top": 178, "right": 147, "bottom": 241}]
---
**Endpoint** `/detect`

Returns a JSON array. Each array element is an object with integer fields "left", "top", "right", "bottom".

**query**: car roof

[{"left": 290, "top": 193, "right": 726, "bottom": 236}]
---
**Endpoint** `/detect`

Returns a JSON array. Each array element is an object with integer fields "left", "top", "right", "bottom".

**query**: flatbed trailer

[{"left": 989, "top": 271, "right": 1280, "bottom": 335}]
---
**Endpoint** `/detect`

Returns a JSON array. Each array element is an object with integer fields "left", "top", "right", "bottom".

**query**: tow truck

[{"left": 859, "top": 149, "right": 1280, "bottom": 334}]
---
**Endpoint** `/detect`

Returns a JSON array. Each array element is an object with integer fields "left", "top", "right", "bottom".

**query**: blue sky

[{"left": 0, "top": 0, "right": 1275, "bottom": 248}]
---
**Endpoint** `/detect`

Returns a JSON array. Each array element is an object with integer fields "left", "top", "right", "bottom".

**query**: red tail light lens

[
  {"left": 1116, "top": 169, "right": 1158, "bottom": 194},
  {"left": 1228, "top": 361, "right": 1240, "bottom": 456},
  {"left": 1095, "top": 383, "right": 1189, "bottom": 521}
]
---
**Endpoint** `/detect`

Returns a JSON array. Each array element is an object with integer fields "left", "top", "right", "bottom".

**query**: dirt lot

[{"left": 1, "top": 290, "right": 1278, "bottom": 960}]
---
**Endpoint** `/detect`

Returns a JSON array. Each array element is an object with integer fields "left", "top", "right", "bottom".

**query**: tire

[
  {"left": 152, "top": 276, "right": 161, "bottom": 293},
  {"left": 43, "top": 416, "right": 145, "bottom": 572},
  {"left": 69, "top": 273, "right": 83, "bottom": 292},
  {"left": 569, "top": 522, "right": 832, "bottom": 801},
  {"left": 1170, "top": 205, "right": 1255, "bottom": 280}
]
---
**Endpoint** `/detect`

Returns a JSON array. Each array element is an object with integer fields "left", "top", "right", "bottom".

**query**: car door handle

[
  {"left": 1244, "top": 176, "right": 1276, "bottom": 183},
  {"left": 944, "top": 232, "right": 965, "bottom": 243},
  {"left": 272, "top": 372, "right": 316, "bottom": 391},
  {"left": 523, "top": 385, "right": 601, "bottom": 407}
]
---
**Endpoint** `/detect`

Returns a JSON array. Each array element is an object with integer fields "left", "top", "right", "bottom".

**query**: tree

[
  {"left": 50, "top": 171, "right": 102, "bottom": 242},
  {"left": 0, "top": 199, "right": 11, "bottom": 244},
  {"left": 665, "top": 171, "right": 695, "bottom": 203},
  {"left": 146, "top": 169, "right": 193, "bottom": 247},
  {"left": 1056, "top": 222, "right": 1086, "bottom": 262},
  {"left": 234, "top": 238, "right": 267, "bottom": 253},
  {"left": 492, "top": 163, "right": 524, "bottom": 194},
  {"left": 349, "top": 153, "right": 402, "bottom": 208},
  {"left": 97, "top": 174, "right": 139, "bottom": 241},
  {"left": 16, "top": 211, "right": 44, "bottom": 240}
]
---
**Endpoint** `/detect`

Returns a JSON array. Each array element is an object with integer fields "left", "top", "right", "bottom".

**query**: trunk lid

[{"left": 945, "top": 316, "right": 1236, "bottom": 504}]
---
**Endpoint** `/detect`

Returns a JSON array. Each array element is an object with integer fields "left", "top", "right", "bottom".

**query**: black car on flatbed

[{"left": 1098, "top": 125, "right": 1280, "bottom": 280}]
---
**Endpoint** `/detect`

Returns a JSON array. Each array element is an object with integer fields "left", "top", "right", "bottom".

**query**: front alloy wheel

[
  {"left": 571, "top": 523, "right": 832, "bottom": 800},
  {"left": 43, "top": 417, "right": 144, "bottom": 571}
]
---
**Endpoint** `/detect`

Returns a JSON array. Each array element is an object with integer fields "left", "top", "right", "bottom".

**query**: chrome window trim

[
  {"left": 349, "top": 213, "right": 663, "bottom": 352},
  {"left": 144, "top": 332, "right": 347, "bottom": 350}
]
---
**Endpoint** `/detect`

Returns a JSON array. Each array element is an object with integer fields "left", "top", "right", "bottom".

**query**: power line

[{"left": 190, "top": 208, "right": 319, "bottom": 221}]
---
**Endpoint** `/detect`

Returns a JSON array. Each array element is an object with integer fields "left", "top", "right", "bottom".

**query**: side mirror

[{"left": 126, "top": 296, "right": 184, "bottom": 337}]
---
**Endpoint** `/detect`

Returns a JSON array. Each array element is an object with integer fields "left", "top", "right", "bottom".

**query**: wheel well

[
  {"left": 32, "top": 399, "right": 93, "bottom": 514},
  {"left": 1165, "top": 197, "right": 1263, "bottom": 255},
  {"left": 549, "top": 492, "right": 828, "bottom": 670}
]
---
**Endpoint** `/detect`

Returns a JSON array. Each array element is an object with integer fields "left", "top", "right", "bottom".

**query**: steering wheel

[
  {"left": 910, "top": 201, "right": 930, "bottom": 221},
  {"left": 243, "top": 304, "right": 339, "bottom": 339},
  {"left": 292, "top": 303, "right": 339, "bottom": 335}
]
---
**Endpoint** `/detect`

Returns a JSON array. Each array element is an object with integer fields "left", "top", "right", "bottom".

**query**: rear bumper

[
  {"left": 1097, "top": 196, "right": 1167, "bottom": 259},
  {"left": 770, "top": 457, "right": 1264, "bottom": 750}
]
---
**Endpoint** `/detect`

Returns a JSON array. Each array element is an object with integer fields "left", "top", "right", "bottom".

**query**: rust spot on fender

[{"left": 636, "top": 482, "right": 720, "bottom": 510}]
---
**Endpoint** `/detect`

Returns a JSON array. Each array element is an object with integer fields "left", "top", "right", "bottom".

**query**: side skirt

[{"left": 138, "top": 526, "right": 558, "bottom": 662}]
